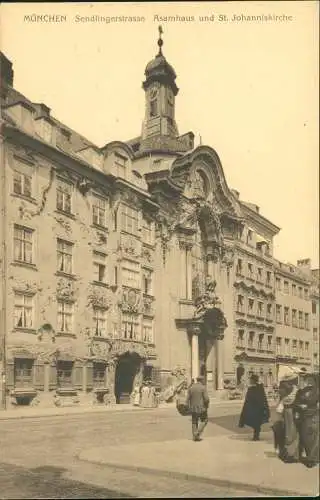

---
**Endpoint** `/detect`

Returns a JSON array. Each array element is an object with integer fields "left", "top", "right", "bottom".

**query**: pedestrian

[
  {"left": 186, "top": 375, "right": 210, "bottom": 442},
  {"left": 239, "top": 373, "right": 270, "bottom": 441},
  {"left": 294, "top": 373, "right": 319, "bottom": 468},
  {"left": 272, "top": 373, "right": 300, "bottom": 462}
]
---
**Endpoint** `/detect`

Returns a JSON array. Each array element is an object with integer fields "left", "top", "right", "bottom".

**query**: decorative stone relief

[
  {"left": 119, "top": 234, "right": 140, "bottom": 259},
  {"left": 142, "top": 247, "right": 154, "bottom": 266},
  {"left": 53, "top": 216, "right": 72, "bottom": 235},
  {"left": 142, "top": 295, "right": 155, "bottom": 316},
  {"left": 94, "top": 231, "right": 108, "bottom": 247},
  {"left": 88, "top": 339, "right": 113, "bottom": 358},
  {"left": 87, "top": 285, "right": 110, "bottom": 309},
  {"left": 118, "top": 288, "right": 141, "bottom": 314},
  {"left": 12, "top": 278, "right": 39, "bottom": 295},
  {"left": 194, "top": 278, "right": 221, "bottom": 317},
  {"left": 56, "top": 278, "right": 75, "bottom": 301}
]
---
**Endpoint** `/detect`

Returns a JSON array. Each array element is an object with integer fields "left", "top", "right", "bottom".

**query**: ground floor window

[
  {"left": 14, "top": 358, "right": 34, "bottom": 388},
  {"left": 142, "top": 317, "right": 154, "bottom": 343},
  {"left": 93, "top": 362, "right": 106, "bottom": 387},
  {"left": 57, "top": 361, "right": 73, "bottom": 387}
]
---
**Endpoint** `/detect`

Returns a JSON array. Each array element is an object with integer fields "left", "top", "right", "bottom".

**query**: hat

[
  {"left": 280, "top": 373, "right": 299, "bottom": 383},
  {"left": 278, "top": 365, "right": 301, "bottom": 383}
]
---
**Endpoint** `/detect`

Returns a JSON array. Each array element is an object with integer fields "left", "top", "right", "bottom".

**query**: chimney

[
  {"left": 297, "top": 258, "right": 311, "bottom": 270},
  {"left": 0, "top": 52, "right": 14, "bottom": 87}
]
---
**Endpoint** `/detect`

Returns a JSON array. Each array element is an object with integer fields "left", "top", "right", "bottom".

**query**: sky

[{"left": 1, "top": 1, "right": 319, "bottom": 268}]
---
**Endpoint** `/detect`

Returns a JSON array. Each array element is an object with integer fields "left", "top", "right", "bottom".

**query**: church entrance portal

[{"left": 114, "top": 352, "right": 141, "bottom": 404}]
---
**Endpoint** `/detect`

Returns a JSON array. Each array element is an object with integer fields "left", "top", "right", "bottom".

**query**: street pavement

[{"left": 1, "top": 402, "right": 319, "bottom": 498}]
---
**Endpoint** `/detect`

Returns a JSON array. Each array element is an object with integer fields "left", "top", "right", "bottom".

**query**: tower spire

[{"left": 157, "top": 25, "right": 163, "bottom": 56}]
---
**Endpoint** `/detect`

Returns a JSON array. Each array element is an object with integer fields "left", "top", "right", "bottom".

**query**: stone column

[
  {"left": 210, "top": 340, "right": 216, "bottom": 392},
  {"left": 191, "top": 333, "right": 199, "bottom": 380},
  {"left": 216, "top": 339, "right": 224, "bottom": 390},
  {"left": 186, "top": 248, "right": 193, "bottom": 300},
  {"left": 44, "top": 363, "right": 50, "bottom": 393},
  {"left": 82, "top": 363, "right": 87, "bottom": 393}
]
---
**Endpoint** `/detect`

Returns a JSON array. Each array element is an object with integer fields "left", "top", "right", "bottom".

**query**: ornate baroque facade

[{"left": 0, "top": 33, "right": 318, "bottom": 409}]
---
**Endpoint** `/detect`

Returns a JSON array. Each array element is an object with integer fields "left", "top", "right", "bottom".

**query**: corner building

[{"left": 0, "top": 34, "right": 316, "bottom": 409}]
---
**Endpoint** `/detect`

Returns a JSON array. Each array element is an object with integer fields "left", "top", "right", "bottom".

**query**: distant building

[{"left": 0, "top": 31, "right": 318, "bottom": 410}]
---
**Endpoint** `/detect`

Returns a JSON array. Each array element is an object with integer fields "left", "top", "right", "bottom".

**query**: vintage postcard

[{"left": 0, "top": 1, "right": 319, "bottom": 498}]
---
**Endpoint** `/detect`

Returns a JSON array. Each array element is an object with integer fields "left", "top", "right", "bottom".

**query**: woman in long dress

[
  {"left": 239, "top": 374, "right": 270, "bottom": 441},
  {"left": 295, "top": 374, "right": 319, "bottom": 468},
  {"left": 272, "top": 374, "right": 300, "bottom": 463}
]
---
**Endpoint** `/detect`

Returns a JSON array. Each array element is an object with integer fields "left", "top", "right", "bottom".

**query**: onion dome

[{"left": 142, "top": 26, "right": 179, "bottom": 95}]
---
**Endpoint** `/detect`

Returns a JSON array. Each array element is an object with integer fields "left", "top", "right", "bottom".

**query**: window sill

[
  {"left": 120, "top": 230, "right": 141, "bottom": 239},
  {"left": 56, "top": 332, "right": 76, "bottom": 338},
  {"left": 142, "top": 241, "right": 156, "bottom": 250},
  {"left": 179, "top": 298, "right": 193, "bottom": 305},
  {"left": 11, "top": 193, "right": 37, "bottom": 205},
  {"left": 92, "top": 335, "right": 112, "bottom": 342},
  {"left": 55, "top": 271, "right": 77, "bottom": 280},
  {"left": 13, "top": 328, "right": 37, "bottom": 334},
  {"left": 55, "top": 209, "right": 76, "bottom": 220},
  {"left": 91, "top": 224, "right": 109, "bottom": 233},
  {"left": 11, "top": 261, "right": 38, "bottom": 271},
  {"left": 91, "top": 281, "right": 109, "bottom": 288}
]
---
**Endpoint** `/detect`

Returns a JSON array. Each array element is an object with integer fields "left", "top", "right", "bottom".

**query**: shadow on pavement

[
  {"left": 0, "top": 462, "right": 133, "bottom": 499},
  {"left": 209, "top": 412, "right": 275, "bottom": 444}
]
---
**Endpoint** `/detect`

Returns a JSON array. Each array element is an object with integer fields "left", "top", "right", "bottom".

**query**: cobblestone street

[{"left": 0, "top": 403, "right": 273, "bottom": 498}]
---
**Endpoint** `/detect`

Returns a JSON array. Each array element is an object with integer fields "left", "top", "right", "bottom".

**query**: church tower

[{"left": 141, "top": 26, "right": 179, "bottom": 141}]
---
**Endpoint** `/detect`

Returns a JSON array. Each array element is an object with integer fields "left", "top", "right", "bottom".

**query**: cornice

[{"left": 240, "top": 203, "right": 281, "bottom": 235}]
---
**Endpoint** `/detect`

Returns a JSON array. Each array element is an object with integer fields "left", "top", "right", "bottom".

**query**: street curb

[{"left": 75, "top": 455, "right": 316, "bottom": 497}]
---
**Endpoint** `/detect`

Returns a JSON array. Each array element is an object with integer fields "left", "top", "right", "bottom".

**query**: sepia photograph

[{"left": 0, "top": 1, "right": 319, "bottom": 498}]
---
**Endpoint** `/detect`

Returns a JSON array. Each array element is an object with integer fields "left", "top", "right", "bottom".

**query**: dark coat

[
  {"left": 186, "top": 382, "right": 209, "bottom": 414},
  {"left": 239, "top": 383, "right": 270, "bottom": 429}
]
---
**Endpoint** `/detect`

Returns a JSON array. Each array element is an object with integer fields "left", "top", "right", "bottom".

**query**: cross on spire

[{"left": 157, "top": 25, "right": 164, "bottom": 55}]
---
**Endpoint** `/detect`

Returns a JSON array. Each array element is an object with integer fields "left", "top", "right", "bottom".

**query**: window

[
  {"left": 292, "top": 284, "right": 296, "bottom": 296},
  {"left": 299, "top": 340, "right": 304, "bottom": 356},
  {"left": 93, "top": 362, "right": 106, "bottom": 388},
  {"left": 305, "top": 342, "right": 309, "bottom": 355},
  {"left": 304, "top": 288, "right": 309, "bottom": 300},
  {"left": 284, "top": 307, "right": 290, "bottom": 325},
  {"left": 266, "top": 271, "right": 271, "bottom": 286},
  {"left": 57, "top": 301, "right": 73, "bottom": 333},
  {"left": 122, "top": 259, "right": 140, "bottom": 289},
  {"left": 121, "top": 205, "right": 139, "bottom": 235},
  {"left": 142, "top": 218, "right": 155, "bottom": 245},
  {"left": 56, "top": 178, "right": 72, "bottom": 213},
  {"left": 298, "top": 311, "right": 303, "bottom": 329},
  {"left": 292, "top": 309, "right": 297, "bottom": 327},
  {"left": 93, "top": 252, "right": 106, "bottom": 283},
  {"left": 257, "top": 267, "right": 263, "bottom": 282},
  {"left": 150, "top": 96, "right": 158, "bottom": 117},
  {"left": 298, "top": 287, "right": 303, "bottom": 298},
  {"left": 284, "top": 281, "right": 289, "bottom": 294},
  {"left": 246, "top": 229, "right": 253, "bottom": 245},
  {"left": 237, "top": 295, "right": 244, "bottom": 313},
  {"left": 121, "top": 313, "right": 140, "bottom": 340},
  {"left": 248, "top": 263, "right": 253, "bottom": 278},
  {"left": 14, "top": 359, "right": 34, "bottom": 388},
  {"left": 143, "top": 270, "right": 153, "bottom": 295},
  {"left": 92, "top": 196, "right": 107, "bottom": 227},
  {"left": 285, "top": 338, "right": 290, "bottom": 356},
  {"left": 304, "top": 313, "right": 309, "bottom": 330},
  {"left": 258, "top": 334, "right": 264, "bottom": 350},
  {"left": 313, "top": 328, "right": 318, "bottom": 341},
  {"left": 248, "top": 331, "right": 255, "bottom": 348},
  {"left": 267, "top": 304, "right": 272, "bottom": 320},
  {"left": 93, "top": 307, "right": 107, "bottom": 337},
  {"left": 237, "top": 329, "right": 245, "bottom": 347},
  {"left": 114, "top": 154, "right": 127, "bottom": 179},
  {"left": 292, "top": 340, "right": 297, "bottom": 356},
  {"left": 276, "top": 277, "right": 281, "bottom": 290},
  {"left": 257, "top": 302, "right": 263, "bottom": 317},
  {"left": 267, "top": 335, "right": 273, "bottom": 351},
  {"left": 236, "top": 259, "right": 243, "bottom": 275},
  {"left": 142, "top": 317, "right": 154, "bottom": 343},
  {"left": 13, "top": 170, "right": 32, "bottom": 197},
  {"left": 312, "top": 302, "right": 317, "bottom": 314},
  {"left": 57, "top": 239, "right": 73, "bottom": 274},
  {"left": 14, "top": 225, "right": 33, "bottom": 264},
  {"left": 57, "top": 361, "right": 73, "bottom": 388},
  {"left": 181, "top": 247, "right": 192, "bottom": 300},
  {"left": 276, "top": 304, "right": 282, "bottom": 323},
  {"left": 14, "top": 293, "right": 34, "bottom": 329},
  {"left": 276, "top": 337, "right": 282, "bottom": 355},
  {"left": 248, "top": 298, "right": 254, "bottom": 315}
]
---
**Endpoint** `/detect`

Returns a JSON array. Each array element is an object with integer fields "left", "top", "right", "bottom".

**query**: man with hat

[{"left": 186, "top": 376, "right": 210, "bottom": 441}]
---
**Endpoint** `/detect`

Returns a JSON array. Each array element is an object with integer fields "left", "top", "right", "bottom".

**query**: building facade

[{"left": 0, "top": 34, "right": 318, "bottom": 409}]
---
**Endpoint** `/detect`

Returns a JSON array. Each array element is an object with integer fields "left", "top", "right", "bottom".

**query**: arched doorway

[{"left": 114, "top": 352, "right": 141, "bottom": 404}]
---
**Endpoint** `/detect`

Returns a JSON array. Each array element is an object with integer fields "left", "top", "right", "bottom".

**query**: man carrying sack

[{"left": 186, "top": 376, "right": 210, "bottom": 441}]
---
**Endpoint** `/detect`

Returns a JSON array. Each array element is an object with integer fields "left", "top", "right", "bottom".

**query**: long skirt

[
  {"left": 299, "top": 411, "right": 319, "bottom": 466},
  {"left": 278, "top": 408, "right": 300, "bottom": 463}
]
